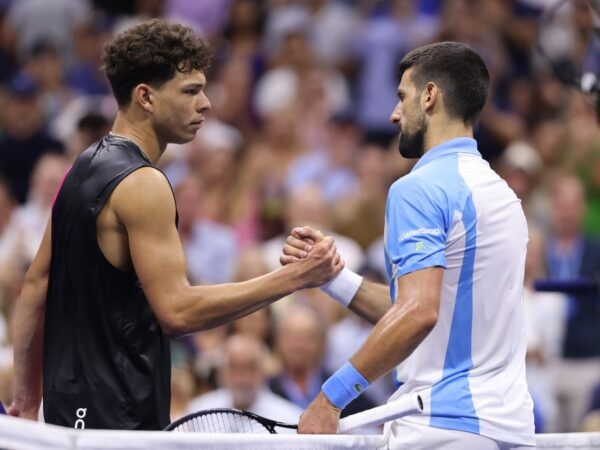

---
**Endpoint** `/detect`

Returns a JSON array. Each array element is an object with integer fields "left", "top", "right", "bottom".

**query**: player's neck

[
  {"left": 424, "top": 118, "right": 473, "bottom": 152},
  {"left": 111, "top": 113, "right": 163, "bottom": 164}
]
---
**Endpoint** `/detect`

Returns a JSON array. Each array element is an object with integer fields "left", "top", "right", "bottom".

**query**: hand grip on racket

[
  {"left": 165, "top": 393, "right": 423, "bottom": 434},
  {"left": 337, "top": 393, "right": 423, "bottom": 433}
]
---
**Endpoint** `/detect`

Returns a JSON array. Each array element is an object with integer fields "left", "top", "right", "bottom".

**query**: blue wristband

[{"left": 322, "top": 362, "right": 370, "bottom": 410}]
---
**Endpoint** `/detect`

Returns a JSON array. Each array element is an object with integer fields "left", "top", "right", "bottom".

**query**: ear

[
  {"left": 421, "top": 82, "right": 438, "bottom": 113},
  {"left": 132, "top": 84, "right": 154, "bottom": 114}
]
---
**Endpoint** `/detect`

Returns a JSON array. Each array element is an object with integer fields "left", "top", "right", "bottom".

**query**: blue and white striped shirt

[{"left": 384, "top": 138, "right": 535, "bottom": 445}]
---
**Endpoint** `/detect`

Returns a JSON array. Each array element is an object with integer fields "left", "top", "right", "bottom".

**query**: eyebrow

[
  {"left": 183, "top": 81, "right": 206, "bottom": 88},
  {"left": 181, "top": 81, "right": 205, "bottom": 90}
]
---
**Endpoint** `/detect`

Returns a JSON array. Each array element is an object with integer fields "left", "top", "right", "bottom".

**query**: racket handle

[{"left": 337, "top": 394, "right": 423, "bottom": 433}]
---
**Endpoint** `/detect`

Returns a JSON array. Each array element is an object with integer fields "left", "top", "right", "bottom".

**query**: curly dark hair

[{"left": 103, "top": 19, "right": 212, "bottom": 107}]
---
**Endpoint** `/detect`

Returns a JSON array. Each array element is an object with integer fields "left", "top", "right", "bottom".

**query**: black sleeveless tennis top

[{"left": 43, "top": 135, "right": 171, "bottom": 430}]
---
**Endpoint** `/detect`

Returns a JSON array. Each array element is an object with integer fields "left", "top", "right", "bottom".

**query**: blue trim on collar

[{"left": 412, "top": 138, "right": 480, "bottom": 172}]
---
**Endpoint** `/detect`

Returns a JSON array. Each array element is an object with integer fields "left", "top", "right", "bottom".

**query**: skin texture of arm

[
  {"left": 298, "top": 266, "right": 443, "bottom": 434},
  {"left": 114, "top": 168, "right": 343, "bottom": 337},
  {"left": 346, "top": 278, "right": 390, "bottom": 324},
  {"left": 8, "top": 219, "right": 52, "bottom": 419}
]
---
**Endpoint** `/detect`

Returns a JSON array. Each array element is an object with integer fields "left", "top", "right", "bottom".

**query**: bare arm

[
  {"left": 349, "top": 267, "right": 442, "bottom": 382},
  {"left": 347, "top": 279, "right": 390, "bottom": 324},
  {"left": 298, "top": 266, "right": 443, "bottom": 433},
  {"left": 281, "top": 226, "right": 391, "bottom": 323},
  {"left": 9, "top": 218, "right": 52, "bottom": 420},
  {"left": 114, "top": 169, "right": 342, "bottom": 337}
]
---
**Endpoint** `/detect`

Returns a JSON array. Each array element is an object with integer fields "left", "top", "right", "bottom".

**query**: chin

[
  {"left": 171, "top": 132, "right": 196, "bottom": 145},
  {"left": 398, "top": 145, "right": 422, "bottom": 159}
]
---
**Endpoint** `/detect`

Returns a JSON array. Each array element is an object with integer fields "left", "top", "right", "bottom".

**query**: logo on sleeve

[
  {"left": 415, "top": 242, "right": 426, "bottom": 251},
  {"left": 398, "top": 228, "right": 441, "bottom": 242}
]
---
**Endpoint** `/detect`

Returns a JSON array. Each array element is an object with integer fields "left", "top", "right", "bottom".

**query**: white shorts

[{"left": 383, "top": 419, "right": 536, "bottom": 450}]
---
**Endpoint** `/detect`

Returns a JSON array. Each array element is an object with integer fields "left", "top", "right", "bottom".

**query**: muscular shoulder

[{"left": 110, "top": 167, "right": 176, "bottom": 227}]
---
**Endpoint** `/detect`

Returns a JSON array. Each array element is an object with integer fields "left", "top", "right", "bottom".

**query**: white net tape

[
  {"left": 0, "top": 414, "right": 383, "bottom": 450},
  {"left": 536, "top": 433, "right": 600, "bottom": 449},
  {"left": 0, "top": 415, "right": 599, "bottom": 449}
]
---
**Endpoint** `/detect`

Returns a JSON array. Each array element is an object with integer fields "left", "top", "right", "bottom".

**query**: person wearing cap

[
  {"left": 0, "top": 72, "right": 64, "bottom": 203},
  {"left": 496, "top": 140, "right": 546, "bottom": 229}
]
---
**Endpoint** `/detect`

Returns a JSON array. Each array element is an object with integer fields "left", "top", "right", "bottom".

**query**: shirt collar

[{"left": 411, "top": 137, "right": 480, "bottom": 172}]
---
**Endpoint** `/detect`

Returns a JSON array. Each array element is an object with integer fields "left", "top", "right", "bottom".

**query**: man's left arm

[{"left": 298, "top": 266, "right": 443, "bottom": 433}]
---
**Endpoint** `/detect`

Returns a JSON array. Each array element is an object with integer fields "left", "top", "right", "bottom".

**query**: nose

[
  {"left": 198, "top": 92, "right": 211, "bottom": 113},
  {"left": 389, "top": 102, "right": 401, "bottom": 125}
]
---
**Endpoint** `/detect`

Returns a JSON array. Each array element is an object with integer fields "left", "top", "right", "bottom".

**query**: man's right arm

[
  {"left": 9, "top": 218, "right": 51, "bottom": 420},
  {"left": 281, "top": 226, "right": 391, "bottom": 324},
  {"left": 114, "top": 168, "right": 343, "bottom": 337}
]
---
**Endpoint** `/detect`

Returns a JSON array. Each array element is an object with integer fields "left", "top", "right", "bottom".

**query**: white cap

[
  {"left": 198, "top": 119, "right": 243, "bottom": 152},
  {"left": 253, "top": 68, "right": 298, "bottom": 118},
  {"left": 501, "top": 141, "right": 543, "bottom": 176}
]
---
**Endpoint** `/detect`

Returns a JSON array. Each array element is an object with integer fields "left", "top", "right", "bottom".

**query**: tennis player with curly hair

[{"left": 9, "top": 19, "right": 342, "bottom": 430}]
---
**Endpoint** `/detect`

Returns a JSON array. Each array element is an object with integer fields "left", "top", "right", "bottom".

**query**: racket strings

[{"left": 171, "top": 411, "right": 272, "bottom": 434}]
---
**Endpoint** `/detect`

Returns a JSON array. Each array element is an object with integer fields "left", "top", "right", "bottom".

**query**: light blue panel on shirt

[
  {"left": 384, "top": 164, "right": 450, "bottom": 292},
  {"left": 429, "top": 194, "right": 478, "bottom": 434}
]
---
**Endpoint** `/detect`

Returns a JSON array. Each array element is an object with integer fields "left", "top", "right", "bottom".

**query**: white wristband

[{"left": 320, "top": 267, "right": 363, "bottom": 307}]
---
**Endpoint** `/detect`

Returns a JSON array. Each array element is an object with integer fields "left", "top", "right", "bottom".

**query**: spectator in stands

[
  {"left": 436, "top": 0, "right": 525, "bottom": 163},
  {"left": 164, "top": 0, "right": 231, "bottom": 39},
  {"left": 66, "top": 113, "right": 111, "bottom": 160},
  {"left": 586, "top": 382, "right": 600, "bottom": 426},
  {"left": 0, "top": 154, "right": 69, "bottom": 317},
  {"left": 186, "top": 333, "right": 302, "bottom": 430},
  {"left": 0, "top": 177, "right": 18, "bottom": 307},
  {"left": 170, "top": 366, "right": 196, "bottom": 422},
  {"left": 285, "top": 110, "right": 361, "bottom": 205},
  {"left": 523, "top": 226, "right": 567, "bottom": 433},
  {"left": 544, "top": 172, "right": 600, "bottom": 432},
  {"left": 581, "top": 409, "right": 600, "bottom": 432},
  {"left": 351, "top": 0, "right": 438, "bottom": 145},
  {"left": 331, "top": 141, "right": 393, "bottom": 251},
  {"left": 228, "top": 305, "right": 277, "bottom": 374},
  {"left": 0, "top": 72, "right": 64, "bottom": 203},
  {"left": 240, "top": 79, "right": 306, "bottom": 241},
  {"left": 173, "top": 174, "right": 238, "bottom": 285},
  {"left": 162, "top": 118, "right": 256, "bottom": 246},
  {"left": 263, "top": 0, "right": 360, "bottom": 74},
  {"left": 7, "top": 154, "right": 70, "bottom": 265},
  {"left": 269, "top": 303, "right": 376, "bottom": 425},
  {"left": 23, "top": 41, "right": 75, "bottom": 122},
  {"left": 227, "top": 246, "right": 282, "bottom": 377},
  {"left": 228, "top": 246, "right": 276, "bottom": 349},
  {"left": 66, "top": 12, "right": 113, "bottom": 97},
  {"left": 2, "top": 0, "right": 91, "bottom": 68},
  {"left": 219, "top": 0, "right": 266, "bottom": 62},
  {"left": 495, "top": 140, "right": 545, "bottom": 229},
  {"left": 0, "top": 177, "right": 17, "bottom": 267}
]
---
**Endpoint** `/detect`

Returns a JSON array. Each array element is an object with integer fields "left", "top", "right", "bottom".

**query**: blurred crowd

[{"left": 0, "top": 0, "right": 599, "bottom": 435}]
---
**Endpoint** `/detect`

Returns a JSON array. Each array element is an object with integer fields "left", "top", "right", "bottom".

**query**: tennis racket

[{"left": 165, "top": 393, "right": 423, "bottom": 434}]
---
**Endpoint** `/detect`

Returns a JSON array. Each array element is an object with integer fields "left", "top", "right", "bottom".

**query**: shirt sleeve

[{"left": 385, "top": 176, "right": 449, "bottom": 279}]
